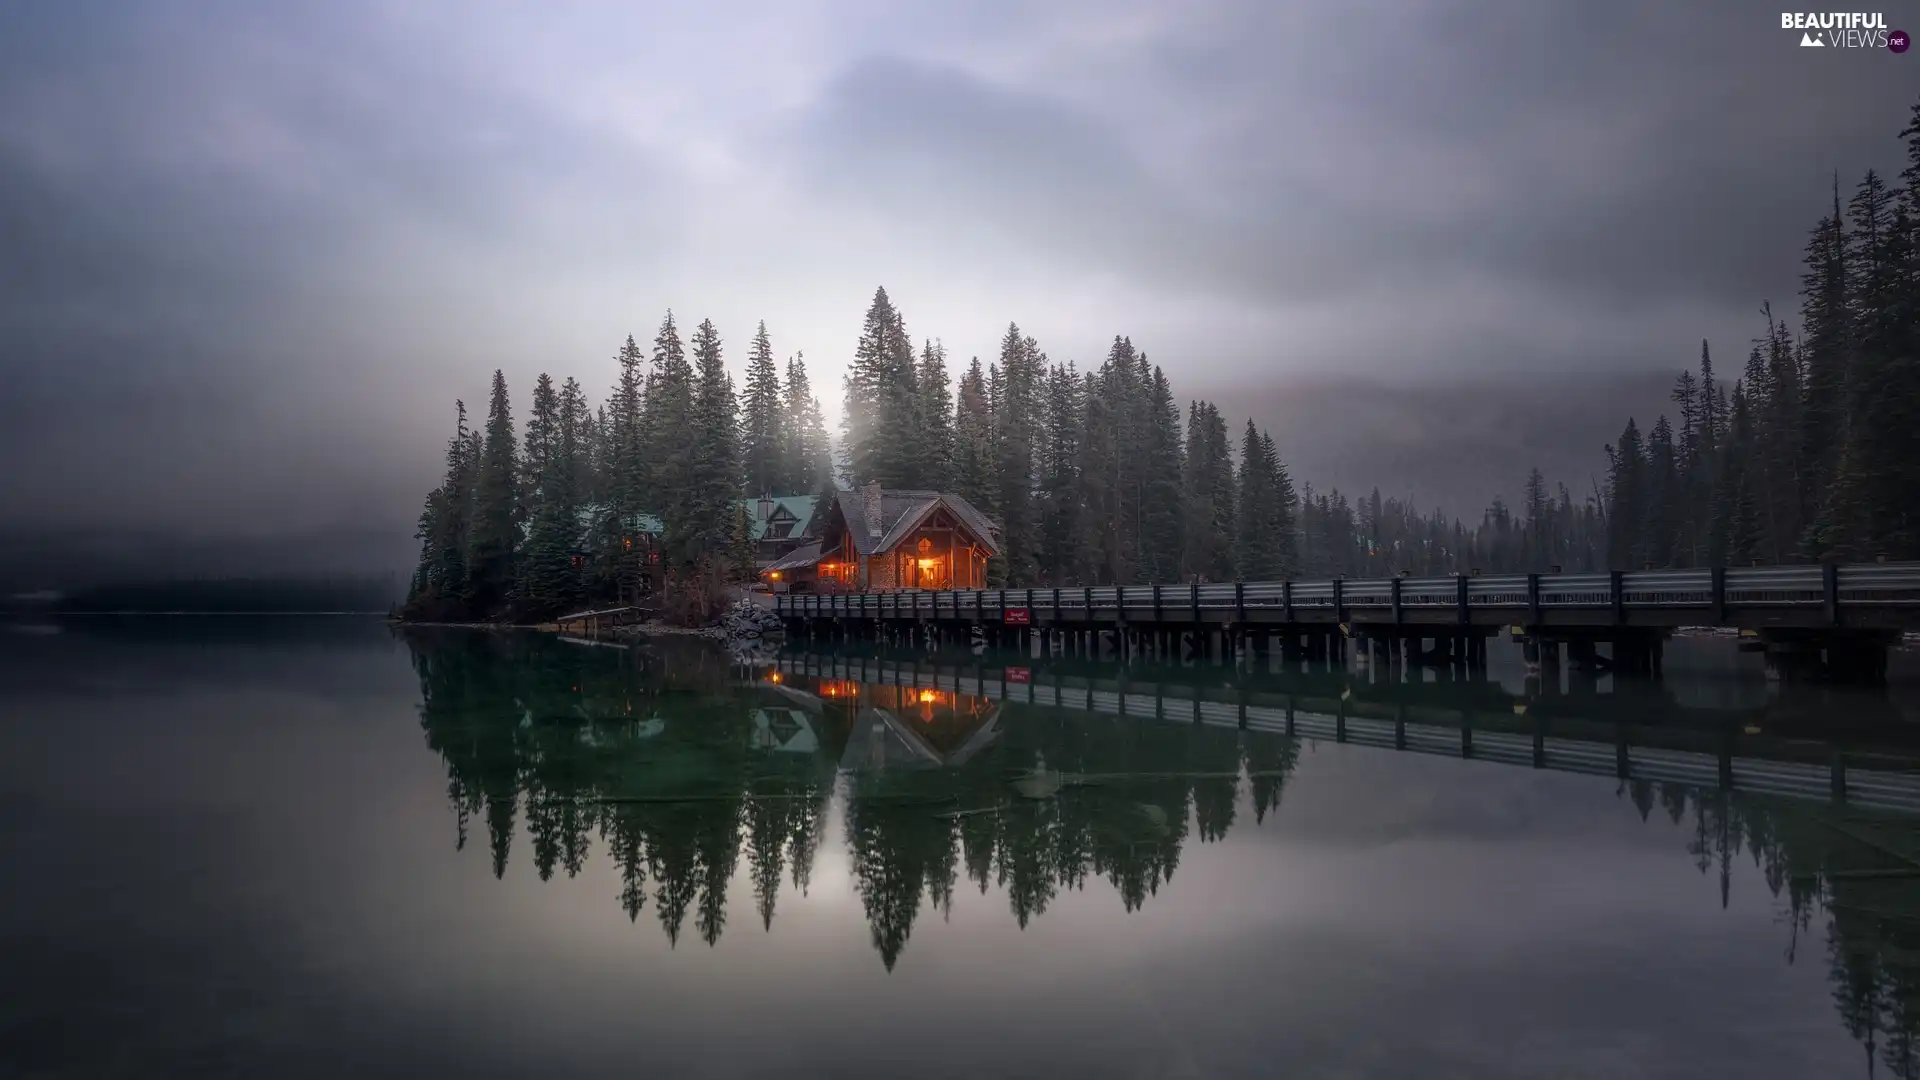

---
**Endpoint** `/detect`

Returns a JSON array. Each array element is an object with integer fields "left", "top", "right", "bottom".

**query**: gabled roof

[
  {"left": 764, "top": 540, "right": 823, "bottom": 573},
  {"left": 830, "top": 489, "right": 1001, "bottom": 557},
  {"left": 741, "top": 495, "right": 818, "bottom": 540}
]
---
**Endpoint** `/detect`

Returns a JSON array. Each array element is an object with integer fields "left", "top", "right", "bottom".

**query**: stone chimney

[
  {"left": 863, "top": 482, "right": 883, "bottom": 540},
  {"left": 758, "top": 493, "right": 773, "bottom": 522}
]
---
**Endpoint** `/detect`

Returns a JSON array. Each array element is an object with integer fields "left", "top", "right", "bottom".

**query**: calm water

[{"left": 6, "top": 619, "right": 1920, "bottom": 1079}]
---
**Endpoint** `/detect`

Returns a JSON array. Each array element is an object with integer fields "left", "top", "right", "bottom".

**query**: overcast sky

[{"left": 1, "top": 0, "right": 1913, "bottom": 561}]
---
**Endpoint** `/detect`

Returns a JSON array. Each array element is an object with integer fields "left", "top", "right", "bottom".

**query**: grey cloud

[
  {"left": 1, "top": 0, "right": 1914, "bottom": 577},
  {"left": 784, "top": 0, "right": 1910, "bottom": 361}
]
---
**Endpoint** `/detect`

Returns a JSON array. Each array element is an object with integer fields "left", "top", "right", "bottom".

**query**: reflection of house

[
  {"left": 763, "top": 482, "right": 1000, "bottom": 592},
  {"left": 839, "top": 703, "right": 1003, "bottom": 773},
  {"left": 751, "top": 708, "right": 819, "bottom": 754}
]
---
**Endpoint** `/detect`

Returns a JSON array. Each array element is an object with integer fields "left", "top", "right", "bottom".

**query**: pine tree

[
  {"left": 1798, "top": 176, "right": 1852, "bottom": 558},
  {"left": 1138, "top": 363, "right": 1186, "bottom": 583},
  {"left": 1235, "top": 420, "right": 1280, "bottom": 578},
  {"left": 645, "top": 311, "right": 695, "bottom": 519},
  {"left": 1262, "top": 431, "right": 1300, "bottom": 576},
  {"left": 990, "top": 325, "right": 1041, "bottom": 585},
  {"left": 1717, "top": 381, "right": 1765, "bottom": 564},
  {"left": 953, "top": 357, "right": 996, "bottom": 514},
  {"left": 1036, "top": 362, "right": 1084, "bottom": 583},
  {"left": 1524, "top": 466, "right": 1551, "bottom": 569},
  {"left": 740, "top": 322, "right": 787, "bottom": 498},
  {"left": 671, "top": 318, "right": 741, "bottom": 570},
  {"left": 782, "top": 352, "right": 834, "bottom": 505},
  {"left": 520, "top": 373, "right": 585, "bottom": 615},
  {"left": 608, "top": 335, "right": 647, "bottom": 522},
  {"left": 406, "top": 400, "right": 477, "bottom": 614},
  {"left": 467, "top": 370, "right": 520, "bottom": 614},
  {"left": 843, "top": 287, "right": 919, "bottom": 488},
  {"left": 559, "top": 377, "right": 595, "bottom": 513},
  {"left": 1181, "top": 402, "right": 1236, "bottom": 582},
  {"left": 1605, "top": 418, "right": 1646, "bottom": 568},
  {"left": 915, "top": 339, "right": 955, "bottom": 490},
  {"left": 1642, "top": 415, "right": 1680, "bottom": 568}
]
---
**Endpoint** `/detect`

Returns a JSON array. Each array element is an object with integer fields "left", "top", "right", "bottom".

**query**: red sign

[
  {"left": 1005, "top": 667, "right": 1031, "bottom": 684},
  {"left": 1003, "top": 608, "right": 1031, "bottom": 625}
]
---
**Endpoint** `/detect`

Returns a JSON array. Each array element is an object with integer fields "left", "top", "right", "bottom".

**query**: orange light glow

[
  {"left": 768, "top": 672, "right": 782, "bottom": 684},
  {"left": 918, "top": 690, "right": 938, "bottom": 704},
  {"left": 768, "top": 571, "right": 782, "bottom": 581},
  {"left": 917, "top": 558, "right": 937, "bottom": 569}
]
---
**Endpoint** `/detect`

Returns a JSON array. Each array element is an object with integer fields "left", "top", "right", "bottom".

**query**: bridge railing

[
  {"left": 1842, "top": 563, "right": 1920, "bottom": 603},
  {"left": 772, "top": 563, "right": 1920, "bottom": 619}
]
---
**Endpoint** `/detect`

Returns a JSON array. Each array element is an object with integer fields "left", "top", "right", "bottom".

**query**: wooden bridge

[{"left": 776, "top": 563, "right": 1920, "bottom": 681}]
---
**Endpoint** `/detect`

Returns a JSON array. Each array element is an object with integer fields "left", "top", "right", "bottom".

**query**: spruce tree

[
  {"left": 843, "top": 287, "right": 920, "bottom": 488},
  {"left": 915, "top": 339, "right": 955, "bottom": 489},
  {"left": 673, "top": 318, "right": 741, "bottom": 569},
  {"left": 520, "top": 373, "right": 583, "bottom": 615},
  {"left": 990, "top": 325, "right": 1041, "bottom": 585},
  {"left": 740, "top": 321, "right": 787, "bottom": 497},
  {"left": 1798, "top": 177, "right": 1852, "bottom": 558},
  {"left": 608, "top": 335, "right": 647, "bottom": 522},
  {"left": 1235, "top": 419, "right": 1278, "bottom": 579},
  {"left": 1642, "top": 415, "right": 1680, "bottom": 568},
  {"left": 467, "top": 370, "right": 520, "bottom": 615},
  {"left": 1036, "top": 362, "right": 1084, "bottom": 583},
  {"left": 1263, "top": 430, "right": 1300, "bottom": 576},
  {"left": 1181, "top": 402, "right": 1237, "bottom": 582},
  {"left": 953, "top": 357, "right": 996, "bottom": 514},
  {"left": 1138, "top": 364, "right": 1186, "bottom": 583},
  {"left": 1524, "top": 466, "right": 1551, "bottom": 569},
  {"left": 406, "top": 400, "right": 477, "bottom": 614},
  {"left": 782, "top": 352, "right": 835, "bottom": 517},
  {"left": 1605, "top": 419, "right": 1646, "bottom": 569},
  {"left": 646, "top": 311, "right": 695, "bottom": 519}
]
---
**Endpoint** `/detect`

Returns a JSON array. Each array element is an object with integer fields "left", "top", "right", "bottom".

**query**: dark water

[{"left": 6, "top": 619, "right": 1920, "bottom": 1079}]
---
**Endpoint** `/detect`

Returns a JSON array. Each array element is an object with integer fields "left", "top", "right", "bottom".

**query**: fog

[{"left": 1, "top": 1, "right": 1910, "bottom": 586}]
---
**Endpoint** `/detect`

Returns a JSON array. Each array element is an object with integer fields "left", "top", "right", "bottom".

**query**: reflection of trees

[
  {"left": 837, "top": 692, "right": 1299, "bottom": 965},
  {"left": 1636, "top": 780, "right": 1920, "bottom": 1078},
  {"left": 411, "top": 631, "right": 1920, "bottom": 1072},
  {"left": 407, "top": 630, "right": 831, "bottom": 948}
]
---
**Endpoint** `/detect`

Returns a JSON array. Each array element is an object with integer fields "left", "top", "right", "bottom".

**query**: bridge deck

[{"left": 775, "top": 563, "right": 1920, "bottom": 632}]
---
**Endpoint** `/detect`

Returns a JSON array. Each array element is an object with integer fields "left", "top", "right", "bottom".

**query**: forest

[{"left": 403, "top": 96, "right": 1920, "bottom": 624}]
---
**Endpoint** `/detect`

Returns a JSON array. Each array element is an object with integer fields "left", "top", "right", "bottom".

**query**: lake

[{"left": 5, "top": 617, "right": 1920, "bottom": 1079}]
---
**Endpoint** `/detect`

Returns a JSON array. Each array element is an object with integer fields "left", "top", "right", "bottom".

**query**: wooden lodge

[{"left": 762, "top": 483, "right": 1000, "bottom": 593}]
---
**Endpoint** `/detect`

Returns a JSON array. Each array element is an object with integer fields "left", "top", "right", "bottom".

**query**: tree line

[
  {"left": 403, "top": 289, "right": 1606, "bottom": 624},
  {"left": 1603, "top": 97, "right": 1920, "bottom": 567},
  {"left": 404, "top": 314, "right": 835, "bottom": 621},
  {"left": 404, "top": 94, "right": 1918, "bottom": 622}
]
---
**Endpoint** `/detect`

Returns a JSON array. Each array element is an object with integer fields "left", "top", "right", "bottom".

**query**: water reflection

[{"left": 403, "top": 630, "right": 1920, "bottom": 1073}]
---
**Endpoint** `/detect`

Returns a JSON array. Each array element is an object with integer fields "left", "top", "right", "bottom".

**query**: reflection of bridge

[
  {"left": 773, "top": 654, "right": 1920, "bottom": 815},
  {"left": 777, "top": 564, "right": 1920, "bottom": 680}
]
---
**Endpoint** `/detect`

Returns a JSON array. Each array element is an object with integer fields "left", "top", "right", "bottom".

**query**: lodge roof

[
  {"left": 764, "top": 540, "right": 824, "bottom": 573},
  {"left": 744, "top": 495, "right": 818, "bottom": 541},
  {"left": 831, "top": 488, "right": 1002, "bottom": 557}
]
